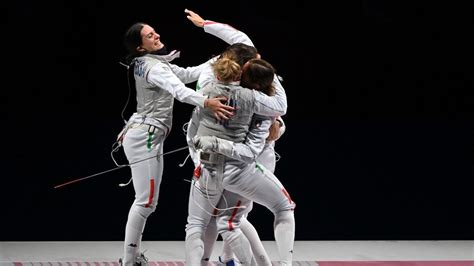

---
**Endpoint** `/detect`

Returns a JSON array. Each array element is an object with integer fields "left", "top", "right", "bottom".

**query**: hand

[
  {"left": 205, "top": 96, "right": 235, "bottom": 121},
  {"left": 267, "top": 119, "right": 282, "bottom": 141},
  {"left": 193, "top": 136, "right": 218, "bottom": 152},
  {"left": 185, "top": 9, "right": 205, "bottom": 28}
]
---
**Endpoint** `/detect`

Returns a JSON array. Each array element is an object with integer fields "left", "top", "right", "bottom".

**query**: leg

[
  {"left": 224, "top": 163, "right": 296, "bottom": 265},
  {"left": 241, "top": 208, "right": 272, "bottom": 266},
  {"left": 274, "top": 209, "right": 295, "bottom": 265},
  {"left": 219, "top": 202, "right": 272, "bottom": 266},
  {"left": 202, "top": 216, "right": 218, "bottom": 264},
  {"left": 219, "top": 201, "right": 271, "bottom": 265},
  {"left": 185, "top": 164, "right": 223, "bottom": 266},
  {"left": 216, "top": 191, "right": 256, "bottom": 266},
  {"left": 122, "top": 127, "right": 164, "bottom": 266}
]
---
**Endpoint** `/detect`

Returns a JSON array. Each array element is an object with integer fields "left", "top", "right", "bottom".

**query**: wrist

[{"left": 276, "top": 118, "right": 283, "bottom": 127}]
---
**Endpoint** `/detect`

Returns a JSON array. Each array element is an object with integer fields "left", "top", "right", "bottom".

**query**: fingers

[
  {"left": 214, "top": 112, "right": 223, "bottom": 121},
  {"left": 207, "top": 96, "right": 234, "bottom": 120},
  {"left": 185, "top": 9, "right": 193, "bottom": 21},
  {"left": 216, "top": 101, "right": 234, "bottom": 119},
  {"left": 184, "top": 9, "right": 194, "bottom": 20},
  {"left": 214, "top": 96, "right": 228, "bottom": 102},
  {"left": 184, "top": 8, "right": 204, "bottom": 27},
  {"left": 218, "top": 111, "right": 230, "bottom": 120},
  {"left": 219, "top": 106, "right": 234, "bottom": 117},
  {"left": 220, "top": 101, "right": 235, "bottom": 111},
  {"left": 213, "top": 110, "right": 231, "bottom": 121}
]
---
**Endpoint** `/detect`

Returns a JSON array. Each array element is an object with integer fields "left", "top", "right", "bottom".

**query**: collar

[{"left": 145, "top": 50, "right": 181, "bottom": 62}]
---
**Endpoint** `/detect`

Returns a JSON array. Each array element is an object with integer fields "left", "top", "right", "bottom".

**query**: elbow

[
  {"left": 277, "top": 97, "right": 288, "bottom": 116},
  {"left": 279, "top": 105, "right": 288, "bottom": 116}
]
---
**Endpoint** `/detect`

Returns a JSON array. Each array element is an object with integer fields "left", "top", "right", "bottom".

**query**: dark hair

[
  {"left": 220, "top": 43, "right": 258, "bottom": 67},
  {"left": 241, "top": 58, "right": 276, "bottom": 96},
  {"left": 124, "top": 22, "right": 146, "bottom": 63}
]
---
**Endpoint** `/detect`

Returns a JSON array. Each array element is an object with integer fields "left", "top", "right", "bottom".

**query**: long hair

[
  {"left": 241, "top": 59, "right": 276, "bottom": 96},
  {"left": 123, "top": 22, "right": 146, "bottom": 64}
]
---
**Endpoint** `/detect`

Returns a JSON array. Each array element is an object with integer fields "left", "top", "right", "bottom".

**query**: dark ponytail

[{"left": 123, "top": 22, "right": 146, "bottom": 64}]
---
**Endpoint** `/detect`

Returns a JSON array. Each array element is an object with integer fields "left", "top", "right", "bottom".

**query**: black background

[{"left": 2, "top": 1, "right": 473, "bottom": 241}]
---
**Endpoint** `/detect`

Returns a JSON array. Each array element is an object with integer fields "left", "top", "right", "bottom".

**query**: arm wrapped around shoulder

[{"left": 193, "top": 135, "right": 234, "bottom": 157}]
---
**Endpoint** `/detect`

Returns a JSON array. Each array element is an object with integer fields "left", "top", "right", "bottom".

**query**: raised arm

[{"left": 185, "top": 9, "right": 254, "bottom": 46}]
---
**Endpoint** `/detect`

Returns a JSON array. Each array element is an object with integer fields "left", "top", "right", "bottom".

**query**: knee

[
  {"left": 185, "top": 231, "right": 205, "bottom": 252},
  {"left": 220, "top": 228, "right": 242, "bottom": 243},
  {"left": 186, "top": 222, "right": 205, "bottom": 238},
  {"left": 133, "top": 204, "right": 156, "bottom": 219},
  {"left": 274, "top": 209, "right": 295, "bottom": 225}
]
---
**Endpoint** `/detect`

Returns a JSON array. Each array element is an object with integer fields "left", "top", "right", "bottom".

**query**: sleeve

[
  {"left": 169, "top": 60, "right": 209, "bottom": 84},
  {"left": 252, "top": 75, "right": 287, "bottom": 116},
  {"left": 147, "top": 63, "right": 206, "bottom": 108},
  {"left": 203, "top": 21, "right": 254, "bottom": 46},
  {"left": 240, "top": 117, "right": 272, "bottom": 158},
  {"left": 216, "top": 116, "right": 271, "bottom": 164},
  {"left": 196, "top": 57, "right": 218, "bottom": 92}
]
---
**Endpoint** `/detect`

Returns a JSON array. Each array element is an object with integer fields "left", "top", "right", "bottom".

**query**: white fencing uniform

[
  {"left": 180, "top": 21, "right": 294, "bottom": 266},
  {"left": 118, "top": 52, "right": 209, "bottom": 266},
  {"left": 185, "top": 78, "right": 295, "bottom": 266},
  {"left": 185, "top": 71, "right": 292, "bottom": 266},
  {"left": 208, "top": 116, "right": 287, "bottom": 266}
]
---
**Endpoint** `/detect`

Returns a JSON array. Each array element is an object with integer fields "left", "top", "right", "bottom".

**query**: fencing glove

[{"left": 193, "top": 135, "right": 234, "bottom": 157}]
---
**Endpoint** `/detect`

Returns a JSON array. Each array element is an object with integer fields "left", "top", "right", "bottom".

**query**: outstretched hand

[
  {"left": 205, "top": 96, "right": 234, "bottom": 121},
  {"left": 185, "top": 9, "right": 205, "bottom": 28}
]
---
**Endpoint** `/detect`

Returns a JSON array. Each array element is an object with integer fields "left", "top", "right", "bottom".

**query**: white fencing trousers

[
  {"left": 185, "top": 158, "right": 295, "bottom": 265},
  {"left": 121, "top": 125, "right": 165, "bottom": 266}
]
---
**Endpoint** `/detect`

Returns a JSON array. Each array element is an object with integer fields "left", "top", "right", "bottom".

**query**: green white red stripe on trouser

[
  {"left": 122, "top": 126, "right": 164, "bottom": 266},
  {"left": 185, "top": 157, "right": 296, "bottom": 266}
]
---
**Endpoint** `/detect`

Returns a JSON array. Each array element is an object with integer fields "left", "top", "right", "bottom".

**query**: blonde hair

[{"left": 212, "top": 57, "right": 241, "bottom": 83}]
